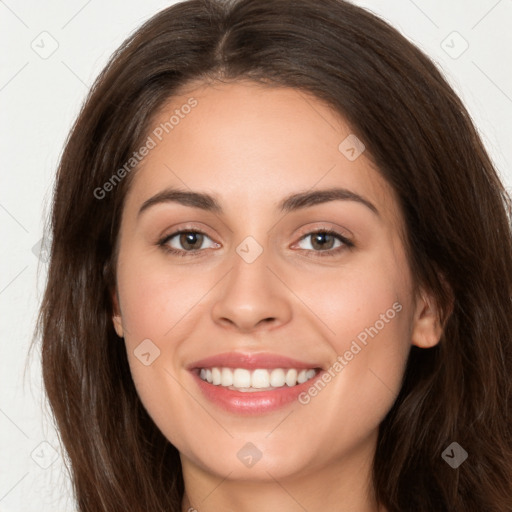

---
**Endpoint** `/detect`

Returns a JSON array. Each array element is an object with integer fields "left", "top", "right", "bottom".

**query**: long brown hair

[{"left": 37, "top": 0, "right": 512, "bottom": 510}]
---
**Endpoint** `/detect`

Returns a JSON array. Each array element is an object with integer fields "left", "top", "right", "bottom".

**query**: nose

[{"left": 210, "top": 246, "right": 293, "bottom": 333}]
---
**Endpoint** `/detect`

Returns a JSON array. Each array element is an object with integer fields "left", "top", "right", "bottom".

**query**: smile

[
  {"left": 189, "top": 352, "right": 325, "bottom": 414},
  {"left": 198, "top": 367, "right": 319, "bottom": 391}
]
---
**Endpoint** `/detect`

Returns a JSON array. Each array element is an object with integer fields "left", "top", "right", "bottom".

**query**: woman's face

[{"left": 113, "top": 81, "right": 441, "bottom": 485}]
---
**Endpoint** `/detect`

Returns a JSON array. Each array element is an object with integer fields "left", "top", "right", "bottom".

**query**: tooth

[
  {"left": 233, "top": 368, "right": 251, "bottom": 388},
  {"left": 199, "top": 366, "right": 317, "bottom": 387},
  {"left": 270, "top": 368, "right": 285, "bottom": 387},
  {"left": 251, "top": 369, "right": 270, "bottom": 388},
  {"left": 221, "top": 368, "right": 233, "bottom": 386},
  {"left": 297, "top": 369, "right": 308, "bottom": 384},
  {"left": 285, "top": 368, "right": 298, "bottom": 386},
  {"left": 212, "top": 367, "right": 221, "bottom": 385}
]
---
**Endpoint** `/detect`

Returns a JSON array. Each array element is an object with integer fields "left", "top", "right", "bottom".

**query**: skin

[{"left": 112, "top": 80, "right": 443, "bottom": 512}]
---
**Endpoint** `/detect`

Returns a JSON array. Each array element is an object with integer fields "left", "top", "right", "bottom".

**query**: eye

[
  {"left": 294, "top": 229, "right": 354, "bottom": 257},
  {"left": 158, "top": 227, "right": 354, "bottom": 258},
  {"left": 159, "top": 230, "right": 219, "bottom": 256}
]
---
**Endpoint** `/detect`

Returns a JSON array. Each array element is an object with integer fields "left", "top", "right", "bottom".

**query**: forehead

[{"left": 124, "top": 81, "right": 402, "bottom": 226}]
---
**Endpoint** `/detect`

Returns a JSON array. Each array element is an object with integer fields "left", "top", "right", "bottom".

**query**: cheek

[
  {"left": 287, "top": 256, "right": 410, "bottom": 356},
  {"left": 290, "top": 256, "right": 412, "bottom": 421},
  {"left": 116, "top": 256, "right": 207, "bottom": 450},
  {"left": 116, "top": 255, "right": 214, "bottom": 344}
]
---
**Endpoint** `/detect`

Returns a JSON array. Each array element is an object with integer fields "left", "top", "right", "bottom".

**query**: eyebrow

[{"left": 137, "top": 186, "right": 379, "bottom": 218}]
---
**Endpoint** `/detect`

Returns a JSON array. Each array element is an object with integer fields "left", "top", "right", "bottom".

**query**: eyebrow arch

[
  {"left": 279, "top": 188, "right": 379, "bottom": 216},
  {"left": 137, "top": 186, "right": 379, "bottom": 218}
]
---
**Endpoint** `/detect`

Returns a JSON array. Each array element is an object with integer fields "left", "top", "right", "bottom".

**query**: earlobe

[
  {"left": 113, "top": 314, "right": 124, "bottom": 338},
  {"left": 111, "top": 289, "right": 124, "bottom": 338},
  {"left": 410, "top": 288, "right": 444, "bottom": 349}
]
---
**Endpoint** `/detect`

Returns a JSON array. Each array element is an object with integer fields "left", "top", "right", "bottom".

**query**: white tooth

[
  {"left": 251, "top": 369, "right": 270, "bottom": 388},
  {"left": 212, "top": 367, "right": 221, "bottom": 385},
  {"left": 270, "top": 368, "right": 286, "bottom": 387},
  {"left": 233, "top": 368, "right": 251, "bottom": 388},
  {"left": 201, "top": 367, "right": 315, "bottom": 388},
  {"left": 221, "top": 368, "right": 233, "bottom": 386},
  {"left": 285, "top": 368, "right": 298, "bottom": 386},
  {"left": 297, "top": 369, "right": 308, "bottom": 384}
]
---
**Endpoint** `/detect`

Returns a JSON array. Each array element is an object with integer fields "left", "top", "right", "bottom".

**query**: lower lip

[{"left": 191, "top": 370, "right": 323, "bottom": 415}]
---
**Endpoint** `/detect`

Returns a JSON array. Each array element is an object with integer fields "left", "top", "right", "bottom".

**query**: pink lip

[
  {"left": 191, "top": 371, "right": 324, "bottom": 415},
  {"left": 188, "top": 352, "right": 324, "bottom": 415},
  {"left": 188, "top": 351, "right": 322, "bottom": 370}
]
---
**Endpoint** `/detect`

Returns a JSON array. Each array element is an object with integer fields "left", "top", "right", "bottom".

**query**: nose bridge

[{"left": 210, "top": 235, "right": 292, "bottom": 331}]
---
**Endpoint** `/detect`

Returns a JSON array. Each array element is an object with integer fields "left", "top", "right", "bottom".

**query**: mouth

[
  {"left": 197, "top": 366, "right": 319, "bottom": 391},
  {"left": 188, "top": 352, "right": 324, "bottom": 414}
]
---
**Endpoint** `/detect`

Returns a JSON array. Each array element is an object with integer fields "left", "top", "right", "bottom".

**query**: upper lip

[{"left": 188, "top": 352, "right": 322, "bottom": 370}]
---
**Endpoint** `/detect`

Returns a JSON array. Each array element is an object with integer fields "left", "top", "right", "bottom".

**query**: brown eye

[
  {"left": 159, "top": 230, "right": 218, "bottom": 253},
  {"left": 178, "top": 232, "right": 204, "bottom": 250},
  {"left": 309, "top": 232, "right": 337, "bottom": 250},
  {"left": 297, "top": 231, "right": 347, "bottom": 251},
  {"left": 159, "top": 229, "right": 220, "bottom": 257},
  {"left": 294, "top": 229, "right": 354, "bottom": 258}
]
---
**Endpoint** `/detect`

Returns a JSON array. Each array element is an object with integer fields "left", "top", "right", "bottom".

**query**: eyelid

[
  {"left": 294, "top": 223, "right": 353, "bottom": 241},
  {"left": 158, "top": 222, "right": 215, "bottom": 241},
  {"left": 292, "top": 223, "right": 353, "bottom": 246}
]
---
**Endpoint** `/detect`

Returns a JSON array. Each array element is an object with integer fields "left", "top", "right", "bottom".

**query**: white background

[{"left": 1, "top": 1, "right": 511, "bottom": 510}]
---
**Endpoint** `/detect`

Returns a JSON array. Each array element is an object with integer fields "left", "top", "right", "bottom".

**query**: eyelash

[{"left": 157, "top": 228, "right": 354, "bottom": 258}]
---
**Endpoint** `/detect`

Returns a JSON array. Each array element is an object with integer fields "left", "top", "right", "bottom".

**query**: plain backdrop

[{"left": 1, "top": 1, "right": 511, "bottom": 510}]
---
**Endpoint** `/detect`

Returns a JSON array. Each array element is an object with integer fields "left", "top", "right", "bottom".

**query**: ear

[
  {"left": 111, "top": 288, "right": 124, "bottom": 338},
  {"left": 410, "top": 287, "right": 444, "bottom": 349}
]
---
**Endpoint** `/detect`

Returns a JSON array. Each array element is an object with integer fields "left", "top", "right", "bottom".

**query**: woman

[{"left": 38, "top": 0, "right": 512, "bottom": 510}]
